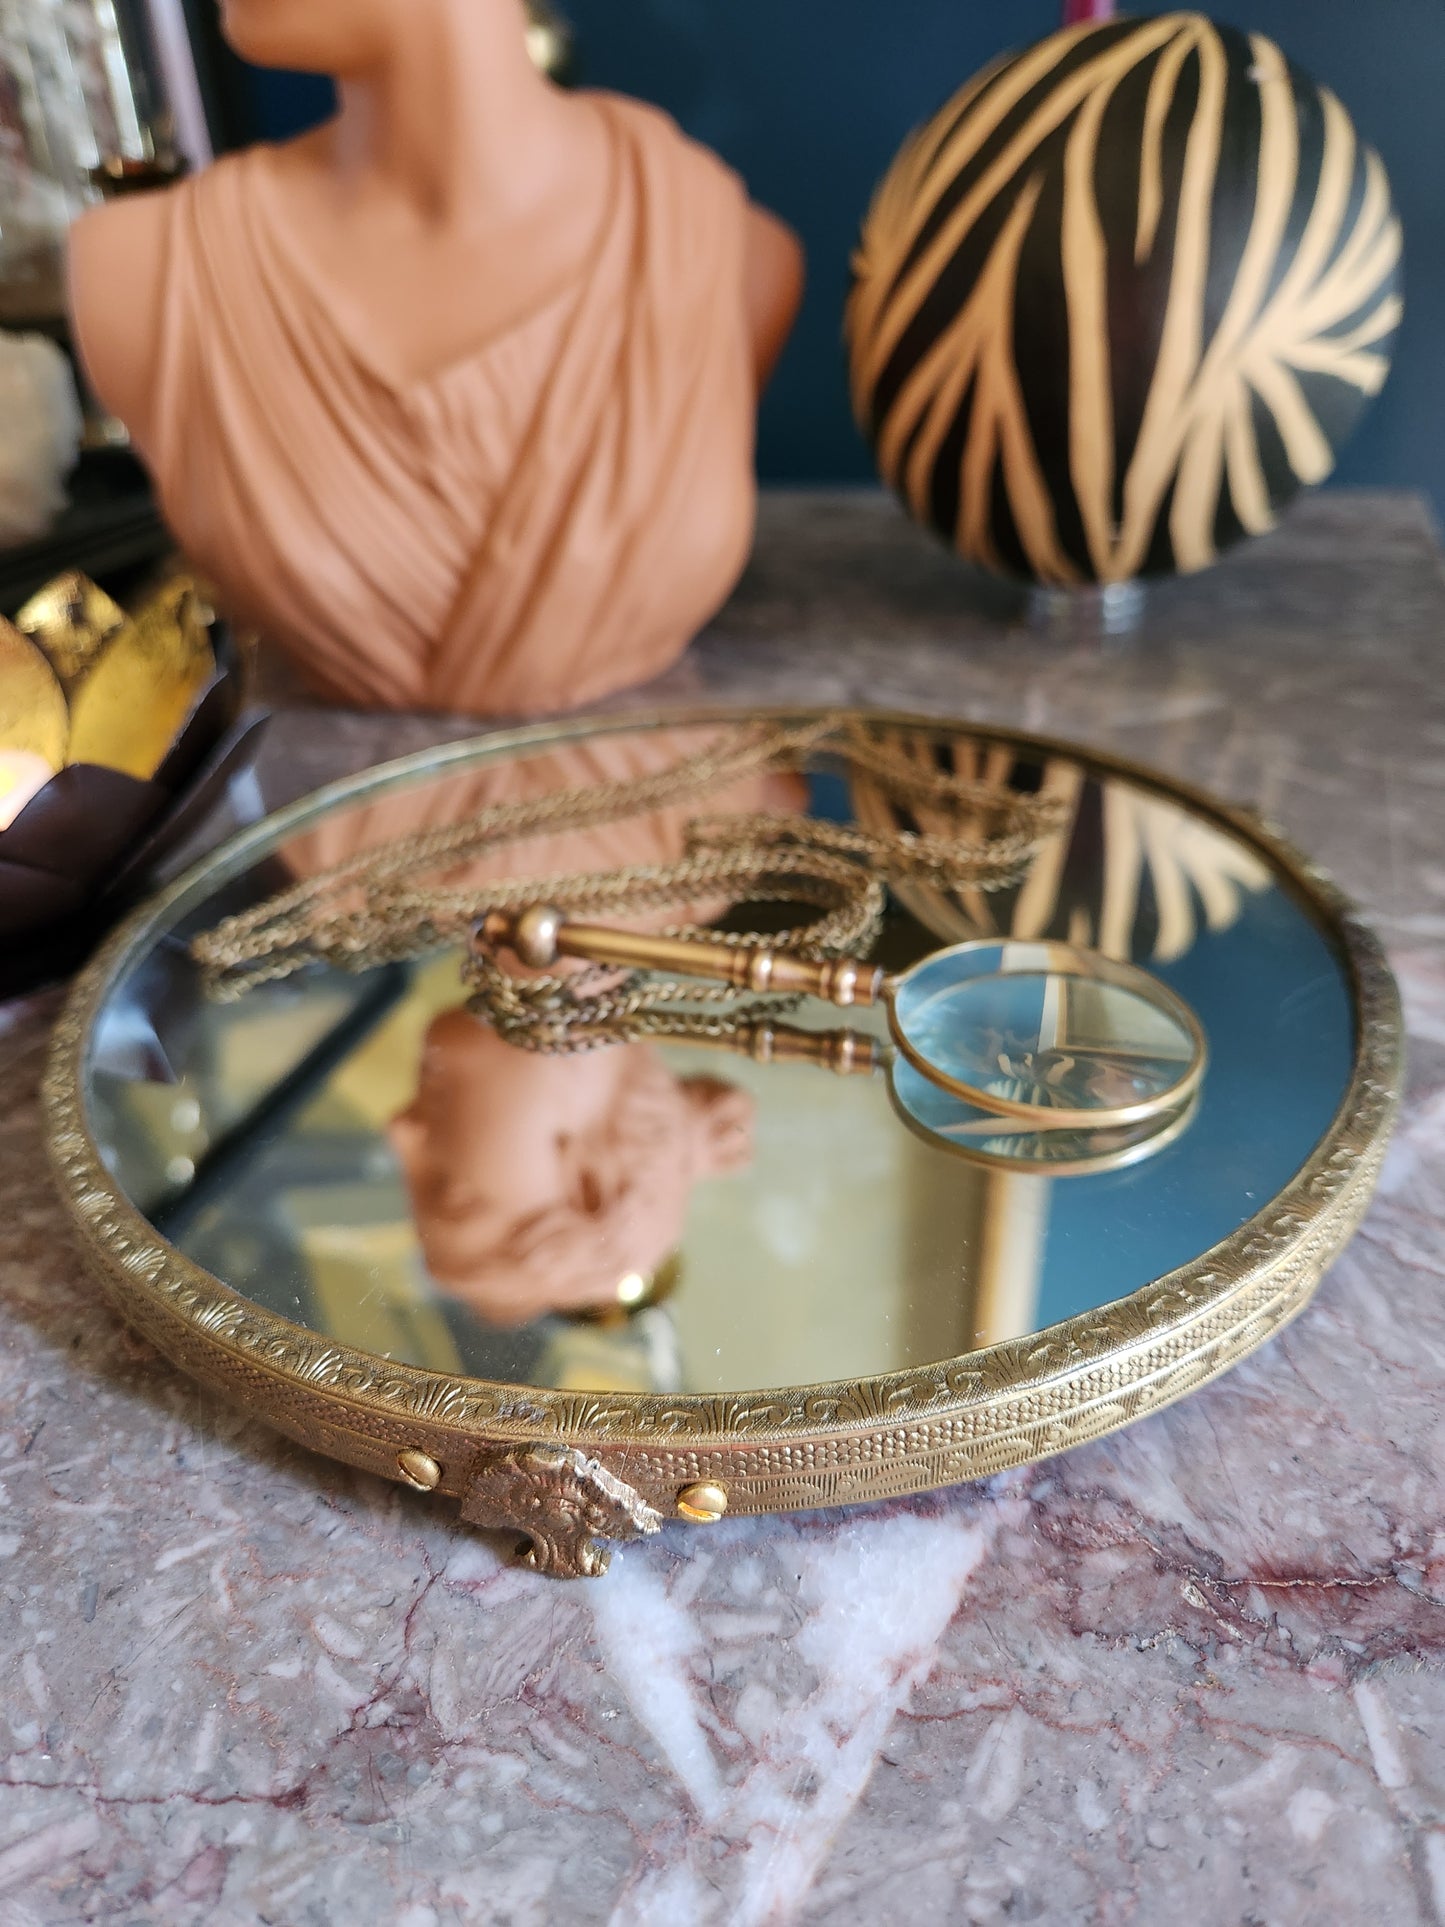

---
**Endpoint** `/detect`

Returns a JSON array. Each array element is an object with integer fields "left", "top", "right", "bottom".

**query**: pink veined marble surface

[{"left": 3, "top": 489, "right": 1445, "bottom": 1925}]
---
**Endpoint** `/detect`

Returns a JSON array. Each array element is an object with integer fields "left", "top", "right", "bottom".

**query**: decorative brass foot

[{"left": 461, "top": 1443, "right": 662, "bottom": 1578}]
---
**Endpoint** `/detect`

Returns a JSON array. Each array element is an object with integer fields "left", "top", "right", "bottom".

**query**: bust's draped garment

[{"left": 134, "top": 96, "right": 756, "bottom": 713}]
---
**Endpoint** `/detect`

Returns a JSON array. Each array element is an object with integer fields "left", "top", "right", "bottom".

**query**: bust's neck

[{"left": 330, "top": 0, "right": 573, "bottom": 227}]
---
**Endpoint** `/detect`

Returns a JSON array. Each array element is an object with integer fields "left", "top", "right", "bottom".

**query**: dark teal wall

[{"left": 241, "top": 3, "right": 1441, "bottom": 504}]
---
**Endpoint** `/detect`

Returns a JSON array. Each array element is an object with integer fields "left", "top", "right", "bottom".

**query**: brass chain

[{"left": 194, "top": 718, "right": 1066, "bottom": 1047}]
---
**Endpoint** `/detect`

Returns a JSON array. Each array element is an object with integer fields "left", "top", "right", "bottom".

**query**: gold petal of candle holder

[
  {"left": 67, "top": 580, "right": 216, "bottom": 781},
  {"left": 0, "top": 619, "right": 68, "bottom": 767},
  {"left": 0, "top": 749, "right": 56, "bottom": 832},
  {"left": 15, "top": 571, "right": 128, "bottom": 694}
]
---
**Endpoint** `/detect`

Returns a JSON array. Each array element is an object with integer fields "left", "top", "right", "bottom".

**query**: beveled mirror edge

[{"left": 40, "top": 704, "right": 1402, "bottom": 1570}]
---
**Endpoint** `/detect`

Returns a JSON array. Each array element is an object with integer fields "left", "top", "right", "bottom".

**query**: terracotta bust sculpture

[{"left": 66, "top": 0, "right": 802, "bottom": 714}]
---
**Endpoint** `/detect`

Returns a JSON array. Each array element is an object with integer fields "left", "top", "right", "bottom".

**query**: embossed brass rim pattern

[{"left": 42, "top": 705, "right": 1402, "bottom": 1537}]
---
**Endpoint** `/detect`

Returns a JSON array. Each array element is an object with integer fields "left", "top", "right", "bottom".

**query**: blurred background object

[
  {"left": 0, "top": 0, "right": 198, "bottom": 325},
  {"left": 523, "top": 0, "right": 576, "bottom": 82},
  {"left": 845, "top": 15, "right": 1402, "bottom": 585},
  {"left": 0, "top": 329, "right": 81, "bottom": 541},
  {"left": 0, "top": 1, "right": 202, "bottom": 586}
]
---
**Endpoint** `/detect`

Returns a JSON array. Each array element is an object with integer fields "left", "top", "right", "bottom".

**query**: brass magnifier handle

[
  {"left": 478, "top": 905, "right": 886, "bottom": 1009},
  {"left": 694, "top": 1020, "right": 882, "bottom": 1076}
]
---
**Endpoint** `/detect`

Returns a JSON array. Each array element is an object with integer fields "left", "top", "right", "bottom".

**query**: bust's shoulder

[
  {"left": 587, "top": 90, "right": 739, "bottom": 187},
  {"left": 68, "top": 183, "right": 171, "bottom": 297},
  {"left": 583, "top": 91, "right": 800, "bottom": 385},
  {"left": 66, "top": 148, "right": 276, "bottom": 441},
  {"left": 68, "top": 145, "right": 267, "bottom": 275},
  {"left": 67, "top": 188, "right": 175, "bottom": 439}
]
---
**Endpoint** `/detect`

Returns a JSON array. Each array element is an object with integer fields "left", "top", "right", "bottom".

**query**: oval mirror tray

[{"left": 43, "top": 707, "right": 1402, "bottom": 1578}]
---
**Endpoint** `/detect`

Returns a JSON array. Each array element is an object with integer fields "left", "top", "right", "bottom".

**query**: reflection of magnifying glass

[
  {"left": 475, "top": 911, "right": 1206, "bottom": 1133},
  {"left": 887, "top": 1057, "right": 1201, "bottom": 1174}
]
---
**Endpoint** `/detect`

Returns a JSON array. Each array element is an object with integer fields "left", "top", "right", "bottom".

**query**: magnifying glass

[{"left": 475, "top": 909, "right": 1206, "bottom": 1133}]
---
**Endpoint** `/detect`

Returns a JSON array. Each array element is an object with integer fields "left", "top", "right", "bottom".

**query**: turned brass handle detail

[{"left": 479, "top": 904, "right": 886, "bottom": 1009}]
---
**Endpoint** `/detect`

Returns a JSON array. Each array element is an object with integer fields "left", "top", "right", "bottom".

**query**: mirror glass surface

[{"left": 83, "top": 718, "right": 1354, "bottom": 1397}]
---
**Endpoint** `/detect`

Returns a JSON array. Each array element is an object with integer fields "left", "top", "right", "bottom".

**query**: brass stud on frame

[
  {"left": 397, "top": 1448, "right": 442, "bottom": 1492},
  {"left": 676, "top": 1481, "right": 728, "bottom": 1524}
]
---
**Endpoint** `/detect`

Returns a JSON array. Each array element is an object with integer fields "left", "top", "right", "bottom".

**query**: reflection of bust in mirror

[
  {"left": 65, "top": 0, "right": 803, "bottom": 715},
  {"left": 390, "top": 1007, "right": 753, "bottom": 1325}
]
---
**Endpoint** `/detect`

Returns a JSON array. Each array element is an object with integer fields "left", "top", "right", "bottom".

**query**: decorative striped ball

[{"left": 846, "top": 14, "right": 1403, "bottom": 585}]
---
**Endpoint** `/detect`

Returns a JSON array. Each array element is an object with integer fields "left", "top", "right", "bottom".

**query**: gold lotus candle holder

[{"left": 0, "top": 569, "right": 265, "bottom": 995}]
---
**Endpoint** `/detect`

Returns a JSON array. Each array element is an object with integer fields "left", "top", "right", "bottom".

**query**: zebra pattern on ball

[{"left": 846, "top": 13, "right": 1403, "bottom": 584}]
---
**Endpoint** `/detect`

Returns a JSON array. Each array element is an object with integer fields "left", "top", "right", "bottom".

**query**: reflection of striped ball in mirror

[{"left": 846, "top": 14, "right": 1403, "bottom": 585}]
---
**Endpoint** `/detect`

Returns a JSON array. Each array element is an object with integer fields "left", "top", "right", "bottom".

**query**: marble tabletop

[{"left": 4, "top": 490, "right": 1445, "bottom": 1926}]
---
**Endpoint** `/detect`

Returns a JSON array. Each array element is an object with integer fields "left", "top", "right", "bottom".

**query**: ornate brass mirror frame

[{"left": 42, "top": 708, "right": 1403, "bottom": 1579}]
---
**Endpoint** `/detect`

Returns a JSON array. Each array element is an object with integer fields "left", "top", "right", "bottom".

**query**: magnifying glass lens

[
  {"left": 888, "top": 1054, "right": 1197, "bottom": 1172},
  {"left": 892, "top": 953, "right": 1196, "bottom": 1119}
]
